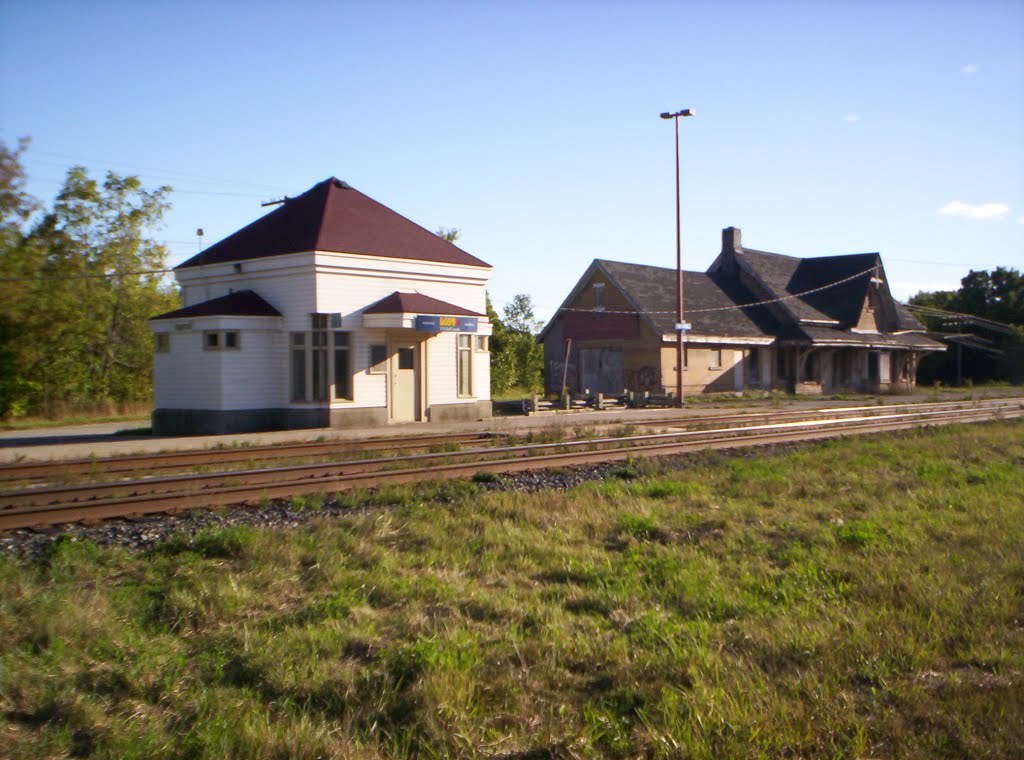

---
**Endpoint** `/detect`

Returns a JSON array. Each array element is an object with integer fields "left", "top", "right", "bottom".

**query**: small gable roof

[
  {"left": 176, "top": 178, "right": 491, "bottom": 270},
  {"left": 363, "top": 292, "right": 484, "bottom": 317},
  {"left": 151, "top": 290, "right": 281, "bottom": 320}
]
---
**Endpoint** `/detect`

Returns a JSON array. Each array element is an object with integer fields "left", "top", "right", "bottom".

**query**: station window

[
  {"left": 291, "top": 333, "right": 306, "bottom": 401},
  {"left": 203, "top": 330, "right": 239, "bottom": 351},
  {"left": 333, "top": 332, "right": 351, "bottom": 400},
  {"left": 311, "top": 315, "right": 328, "bottom": 402},
  {"left": 475, "top": 335, "right": 488, "bottom": 353},
  {"left": 709, "top": 348, "right": 722, "bottom": 369},
  {"left": 457, "top": 335, "right": 472, "bottom": 396},
  {"left": 154, "top": 333, "right": 170, "bottom": 353},
  {"left": 369, "top": 344, "right": 388, "bottom": 374}
]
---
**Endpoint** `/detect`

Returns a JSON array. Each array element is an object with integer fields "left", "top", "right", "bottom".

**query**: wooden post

[{"left": 560, "top": 338, "right": 573, "bottom": 400}]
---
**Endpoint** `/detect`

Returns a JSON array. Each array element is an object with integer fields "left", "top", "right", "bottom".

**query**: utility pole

[{"left": 660, "top": 108, "right": 695, "bottom": 406}]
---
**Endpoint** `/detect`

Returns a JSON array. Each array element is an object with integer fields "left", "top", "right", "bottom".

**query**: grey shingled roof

[
  {"left": 737, "top": 249, "right": 881, "bottom": 325},
  {"left": 597, "top": 260, "right": 776, "bottom": 338}
]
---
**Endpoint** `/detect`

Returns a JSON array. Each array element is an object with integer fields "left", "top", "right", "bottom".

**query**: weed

[{"left": 1, "top": 420, "right": 1022, "bottom": 758}]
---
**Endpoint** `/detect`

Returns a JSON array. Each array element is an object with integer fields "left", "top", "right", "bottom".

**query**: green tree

[
  {"left": 487, "top": 293, "right": 545, "bottom": 395},
  {"left": 0, "top": 138, "right": 42, "bottom": 415},
  {"left": 910, "top": 267, "right": 1024, "bottom": 385},
  {"left": 0, "top": 144, "right": 179, "bottom": 417},
  {"left": 435, "top": 227, "right": 460, "bottom": 243}
]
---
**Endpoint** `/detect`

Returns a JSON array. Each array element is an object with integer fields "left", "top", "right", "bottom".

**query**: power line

[
  {"left": 25, "top": 175, "right": 269, "bottom": 199},
  {"left": 27, "top": 150, "right": 287, "bottom": 192},
  {"left": 0, "top": 267, "right": 176, "bottom": 283},
  {"left": 557, "top": 264, "right": 879, "bottom": 316}
]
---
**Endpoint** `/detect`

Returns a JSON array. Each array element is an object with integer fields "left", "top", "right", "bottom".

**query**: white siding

[
  {"left": 343, "top": 328, "right": 388, "bottom": 410},
  {"left": 427, "top": 333, "right": 459, "bottom": 405},
  {"left": 153, "top": 330, "right": 221, "bottom": 409},
  {"left": 313, "top": 252, "right": 489, "bottom": 326},
  {"left": 166, "top": 249, "right": 492, "bottom": 416},
  {"left": 152, "top": 316, "right": 282, "bottom": 410}
]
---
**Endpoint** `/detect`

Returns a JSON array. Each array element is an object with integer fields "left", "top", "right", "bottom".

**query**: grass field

[{"left": 1, "top": 421, "right": 1022, "bottom": 758}]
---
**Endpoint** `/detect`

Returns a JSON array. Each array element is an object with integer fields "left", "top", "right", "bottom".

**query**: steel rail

[
  {"left": 0, "top": 405, "right": 1018, "bottom": 532},
  {"left": 0, "top": 432, "right": 496, "bottom": 481},
  {"left": 2, "top": 403, "right": 1017, "bottom": 509},
  {"left": 3, "top": 397, "right": 1019, "bottom": 486}
]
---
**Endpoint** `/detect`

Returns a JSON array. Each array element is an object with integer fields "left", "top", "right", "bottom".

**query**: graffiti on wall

[
  {"left": 547, "top": 360, "right": 577, "bottom": 392},
  {"left": 624, "top": 365, "right": 662, "bottom": 393}
]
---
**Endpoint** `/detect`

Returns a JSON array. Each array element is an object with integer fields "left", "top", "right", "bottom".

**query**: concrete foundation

[
  {"left": 153, "top": 403, "right": 468, "bottom": 436},
  {"left": 427, "top": 400, "right": 492, "bottom": 423}
]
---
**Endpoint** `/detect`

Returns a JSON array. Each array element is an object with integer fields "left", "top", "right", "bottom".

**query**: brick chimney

[{"left": 722, "top": 226, "right": 742, "bottom": 253}]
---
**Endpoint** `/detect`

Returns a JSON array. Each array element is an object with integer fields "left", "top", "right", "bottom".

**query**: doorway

[{"left": 390, "top": 343, "right": 420, "bottom": 422}]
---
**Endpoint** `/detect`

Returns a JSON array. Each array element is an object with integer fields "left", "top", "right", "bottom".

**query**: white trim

[{"left": 662, "top": 334, "right": 775, "bottom": 346}]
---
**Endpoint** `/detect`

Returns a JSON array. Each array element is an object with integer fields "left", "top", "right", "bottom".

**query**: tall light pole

[{"left": 660, "top": 108, "right": 694, "bottom": 406}]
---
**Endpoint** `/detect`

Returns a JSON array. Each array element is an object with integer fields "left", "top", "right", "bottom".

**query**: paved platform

[{"left": 1, "top": 389, "right": 1018, "bottom": 464}]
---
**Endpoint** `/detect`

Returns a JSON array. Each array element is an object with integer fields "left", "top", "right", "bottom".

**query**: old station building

[
  {"left": 151, "top": 178, "right": 492, "bottom": 435},
  {"left": 540, "top": 227, "right": 944, "bottom": 398}
]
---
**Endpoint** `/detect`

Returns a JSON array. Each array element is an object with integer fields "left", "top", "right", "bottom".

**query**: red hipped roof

[
  {"left": 176, "top": 178, "right": 491, "bottom": 270},
  {"left": 151, "top": 290, "right": 282, "bottom": 320},
  {"left": 363, "top": 292, "right": 483, "bottom": 316}
]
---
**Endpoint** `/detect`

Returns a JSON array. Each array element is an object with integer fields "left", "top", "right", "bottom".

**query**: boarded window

[{"left": 709, "top": 348, "right": 722, "bottom": 369}]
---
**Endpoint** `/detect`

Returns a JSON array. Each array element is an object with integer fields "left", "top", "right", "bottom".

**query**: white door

[{"left": 391, "top": 344, "right": 419, "bottom": 422}]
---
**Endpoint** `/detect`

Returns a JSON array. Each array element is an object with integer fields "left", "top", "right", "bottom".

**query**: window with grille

[
  {"left": 457, "top": 335, "right": 472, "bottom": 396},
  {"left": 333, "top": 332, "right": 351, "bottom": 400},
  {"left": 291, "top": 333, "right": 306, "bottom": 401}
]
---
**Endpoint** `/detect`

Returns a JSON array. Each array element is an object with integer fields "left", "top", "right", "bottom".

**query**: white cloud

[
  {"left": 938, "top": 200, "right": 1009, "bottom": 219},
  {"left": 962, "top": 63, "right": 979, "bottom": 75},
  {"left": 844, "top": 113, "right": 860, "bottom": 123}
]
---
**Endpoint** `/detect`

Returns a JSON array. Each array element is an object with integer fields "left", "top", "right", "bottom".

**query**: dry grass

[{"left": 1, "top": 421, "right": 1022, "bottom": 758}]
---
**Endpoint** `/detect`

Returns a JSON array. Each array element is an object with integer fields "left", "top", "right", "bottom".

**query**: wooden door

[{"left": 391, "top": 344, "right": 419, "bottom": 422}]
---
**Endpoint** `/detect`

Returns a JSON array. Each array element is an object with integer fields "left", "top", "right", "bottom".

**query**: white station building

[{"left": 150, "top": 178, "right": 493, "bottom": 435}]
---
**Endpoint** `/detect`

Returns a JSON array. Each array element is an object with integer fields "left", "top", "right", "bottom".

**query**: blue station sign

[{"left": 414, "top": 315, "right": 478, "bottom": 333}]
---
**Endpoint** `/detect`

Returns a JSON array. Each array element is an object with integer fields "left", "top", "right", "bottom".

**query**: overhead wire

[{"left": 556, "top": 264, "right": 880, "bottom": 316}]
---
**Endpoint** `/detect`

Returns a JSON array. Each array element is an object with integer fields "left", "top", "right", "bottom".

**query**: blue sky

[{"left": 2, "top": 0, "right": 1022, "bottom": 322}]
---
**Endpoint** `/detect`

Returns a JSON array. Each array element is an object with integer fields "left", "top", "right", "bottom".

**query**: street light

[{"left": 660, "top": 108, "right": 695, "bottom": 407}]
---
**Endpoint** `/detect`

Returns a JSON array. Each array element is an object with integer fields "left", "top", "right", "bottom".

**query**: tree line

[
  {"left": 0, "top": 150, "right": 547, "bottom": 421},
  {"left": 909, "top": 267, "right": 1024, "bottom": 384},
  {"left": 0, "top": 139, "right": 178, "bottom": 418}
]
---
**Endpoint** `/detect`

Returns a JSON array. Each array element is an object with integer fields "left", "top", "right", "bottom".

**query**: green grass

[
  {"left": 1, "top": 421, "right": 1023, "bottom": 758},
  {"left": 0, "top": 402, "right": 152, "bottom": 431}
]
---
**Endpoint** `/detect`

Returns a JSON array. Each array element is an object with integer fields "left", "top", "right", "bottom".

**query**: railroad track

[
  {"left": 0, "top": 397, "right": 1012, "bottom": 486},
  {"left": 1, "top": 398, "right": 1020, "bottom": 532}
]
